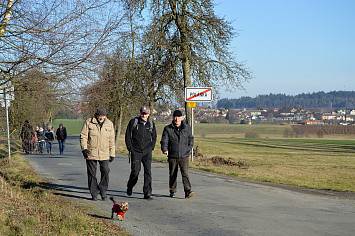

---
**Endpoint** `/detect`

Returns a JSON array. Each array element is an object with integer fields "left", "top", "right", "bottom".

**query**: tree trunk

[
  {"left": 178, "top": 2, "right": 192, "bottom": 125},
  {"left": 182, "top": 57, "right": 192, "bottom": 125},
  {"left": 115, "top": 105, "right": 123, "bottom": 149},
  {"left": 0, "top": 0, "right": 15, "bottom": 39}
]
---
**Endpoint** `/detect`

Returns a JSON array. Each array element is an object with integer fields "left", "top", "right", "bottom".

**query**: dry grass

[
  {"left": 116, "top": 123, "right": 355, "bottom": 192},
  {"left": 191, "top": 137, "right": 355, "bottom": 192},
  {"left": 0, "top": 137, "right": 130, "bottom": 236},
  {"left": 111, "top": 124, "right": 355, "bottom": 192}
]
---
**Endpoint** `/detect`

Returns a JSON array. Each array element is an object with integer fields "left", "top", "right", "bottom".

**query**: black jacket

[
  {"left": 44, "top": 130, "right": 55, "bottom": 141},
  {"left": 125, "top": 117, "right": 157, "bottom": 153},
  {"left": 160, "top": 120, "right": 194, "bottom": 158},
  {"left": 56, "top": 127, "right": 67, "bottom": 141}
]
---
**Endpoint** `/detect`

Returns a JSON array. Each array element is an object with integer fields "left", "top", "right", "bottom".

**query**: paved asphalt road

[{"left": 25, "top": 136, "right": 355, "bottom": 236}]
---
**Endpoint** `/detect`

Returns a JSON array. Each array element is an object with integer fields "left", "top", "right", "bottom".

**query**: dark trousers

[
  {"left": 86, "top": 159, "right": 110, "bottom": 197},
  {"left": 127, "top": 150, "right": 152, "bottom": 195},
  {"left": 22, "top": 140, "right": 31, "bottom": 153},
  {"left": 168, "top": 156, "right": 192, "bottom": 193}
]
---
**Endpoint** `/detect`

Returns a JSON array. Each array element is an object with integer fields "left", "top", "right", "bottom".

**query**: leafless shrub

[{"left": 245, "top": 131, "right": 260, "bottom": 138}]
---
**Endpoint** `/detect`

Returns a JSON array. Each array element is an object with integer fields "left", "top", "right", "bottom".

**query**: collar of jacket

[
  {"left": 138, "top": 116, "right": 150, "bottom": 124},
  {"left": 172, "top": 120, "right": 186, "bottom": 130},
  {"left": 90, "top": 116, "right": 105, "bottom": 124}
]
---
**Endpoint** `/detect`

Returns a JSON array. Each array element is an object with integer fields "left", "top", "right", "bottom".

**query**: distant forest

[{"left": 217, "top": 91, "right": 355, "bottom": 109}]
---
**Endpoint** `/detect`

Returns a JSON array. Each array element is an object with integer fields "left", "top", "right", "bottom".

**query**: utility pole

[
  {"left": 1, "top": 82, "right": 14, "bottom": 160},
  {"left": 3, "top": 89, "right": 11, "bottom": 159}
]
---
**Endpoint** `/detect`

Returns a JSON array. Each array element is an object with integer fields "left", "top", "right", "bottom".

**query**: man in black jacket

[
  {"left": 161, "top": 110, "right": 194, "bottom": 198},
  {"left": 56, "top": 123, "right": 67, "bottom": 154},
  {"left": 125, "top": 106, "right": 157, "bottom": 200}
]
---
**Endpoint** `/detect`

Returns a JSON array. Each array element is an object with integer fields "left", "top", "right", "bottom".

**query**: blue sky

[{"left": 214, "top": 0, "right": 355, "bottom": 99}]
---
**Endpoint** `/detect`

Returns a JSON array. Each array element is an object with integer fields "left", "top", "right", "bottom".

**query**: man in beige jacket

[{"left": 80, "top": 107, "right": 115, "bottom": 201}]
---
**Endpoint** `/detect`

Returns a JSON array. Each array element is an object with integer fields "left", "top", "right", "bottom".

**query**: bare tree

[
  {"left": 9, "top": 70, "right": 57, "bottom": 130},
  {"left": 133, "top": 18, "right": 184, "bottom": 112},
  {"left": 81, "top": 46, "right": 144, "bottom": 146},
  {"left": 0, "top": 0, "right": 123, "bottom": 89},
  {"left": 123, "top": 0, "right": 251, "bottom": 124}
]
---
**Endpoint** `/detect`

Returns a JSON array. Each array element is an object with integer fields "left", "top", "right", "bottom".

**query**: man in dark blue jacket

[
  {"left": 125, "top": 106, "right": 157, "bottom": 200},
  {"left": 161, "top": 110, "right": 194, "bottom": 198}
]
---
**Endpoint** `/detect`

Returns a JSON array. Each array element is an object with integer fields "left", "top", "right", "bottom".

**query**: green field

[
  {"left": 53, "top": 119, "right": 85, "bottom": 135},
  {"left": 56, "top": 119, "right": 355, "bottom": 192}
]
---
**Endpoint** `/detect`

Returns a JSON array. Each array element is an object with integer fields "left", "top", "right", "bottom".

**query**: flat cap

[{"left": 96, "top": 107, "right": 107, "bottom": 116}]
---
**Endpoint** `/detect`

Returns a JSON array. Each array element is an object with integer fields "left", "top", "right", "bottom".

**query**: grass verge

[
  {"left": 190, "top": 137, "right": 355, "bottom": 192},
  {"left": 0, "top": 138, "right": 130, "bottom": 236}
]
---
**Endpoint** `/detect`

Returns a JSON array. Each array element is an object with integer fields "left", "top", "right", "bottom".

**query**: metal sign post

[
  {"left": 188, "top": 103, "right": 196, "bottom": 161},
  {"left": 1, "top": 83, "right": 14, "bottom": 160},
  {"left": 4, "top": 90, "right": 11, "bottom": 159},
  {"left": 185, "top": 87, "right": 213, "bottom": 162}
]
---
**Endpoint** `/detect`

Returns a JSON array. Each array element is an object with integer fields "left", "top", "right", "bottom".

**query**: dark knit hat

[
  {"left": 173, "top": 110, "right": 183, "bottom": 117},
  {"left": 96, "top": 107, "right": 107, "bottom": 116},
  {"left": 140, "top": 106, "right": 150, "bottom": 114}
]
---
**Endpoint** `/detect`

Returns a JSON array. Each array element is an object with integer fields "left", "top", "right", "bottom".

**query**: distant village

[{"left": 158, "top": 107, "right": 355, "bottom": 125}]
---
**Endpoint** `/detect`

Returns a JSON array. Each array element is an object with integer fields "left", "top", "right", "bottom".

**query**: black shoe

[
  {"left": 92, "top": 196, "right": 98, "bottom": 201},
  {"left": 169, "top": 192, "right": 176, "bottom": 198},
  {"left": 144, "top": 194, "right": 153, "bottom": 200},
  {"left": 185, "top": 191, "right": 194, "bottom": 199},
  {"left": 127, "top": 188, "right": 132, "bottom": 196}
]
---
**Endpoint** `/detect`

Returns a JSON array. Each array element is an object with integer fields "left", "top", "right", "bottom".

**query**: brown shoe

[{"left": 185, "top": 191, "right": 194, "bottom": 199}]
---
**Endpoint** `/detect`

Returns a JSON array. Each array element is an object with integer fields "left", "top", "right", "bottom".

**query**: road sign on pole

[
  {"left": 184, "top": 87, "right": 212, "bottom": 162},
  {"left": 185, "top": 87, "right": 213, "bottom": 102},
  {"left": 187, "top": 102, "right": 196, "bottom": 108},
  {"left": 1, "top": 82, "right": 14, "bottom": 159}
]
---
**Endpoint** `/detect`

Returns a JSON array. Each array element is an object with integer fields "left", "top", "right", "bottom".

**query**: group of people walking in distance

[
  {"left": 20, "top": 121, "right": 67, "bottom": 155},
  {"left": 80, "top": 106, "right": 194, "bottom": 201}
]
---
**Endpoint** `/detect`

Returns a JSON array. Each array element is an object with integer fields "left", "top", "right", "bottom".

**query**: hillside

[{"left": 217, "top": 91, "right": 355, "bottom": 109}]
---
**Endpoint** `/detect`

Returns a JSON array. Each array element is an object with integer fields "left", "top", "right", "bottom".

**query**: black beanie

[{"left": 173, "top": 110, "right": 183, "bottom": 117}]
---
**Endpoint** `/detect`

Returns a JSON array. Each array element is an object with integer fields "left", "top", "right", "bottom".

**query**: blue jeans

[
  {"left": 46, "top": 141, "right": 52, "bottom": 153},
  {"left": 58, "top": 139, "right": 65, "bottom": 154}
]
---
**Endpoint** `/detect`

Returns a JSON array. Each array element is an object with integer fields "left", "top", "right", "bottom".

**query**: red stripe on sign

[{"left": 186, "top": 89, "right": 211, "bottom": 100}]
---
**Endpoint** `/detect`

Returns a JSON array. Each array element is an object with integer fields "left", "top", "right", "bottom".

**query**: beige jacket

[{"left": 80, "top": 117, "right": 115, "bottom": 160}]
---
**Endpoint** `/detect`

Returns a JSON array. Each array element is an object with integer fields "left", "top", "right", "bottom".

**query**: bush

[
  {"left": 240, "top": 120, "right": 247, "bottom": 124},
  {"left": 283, "top": 128, "right": 293, "bottom": 138},
  {"left": 317, "top": 130, "right": 324, "bottom": 138},
  {"left": 244, "top": 131, "right": 259, "bottom": 138}
]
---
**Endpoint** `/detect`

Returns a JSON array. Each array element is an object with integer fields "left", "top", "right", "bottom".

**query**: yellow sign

[{"left": 187, "top": 102, "right": 196, "bottom": 108}]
